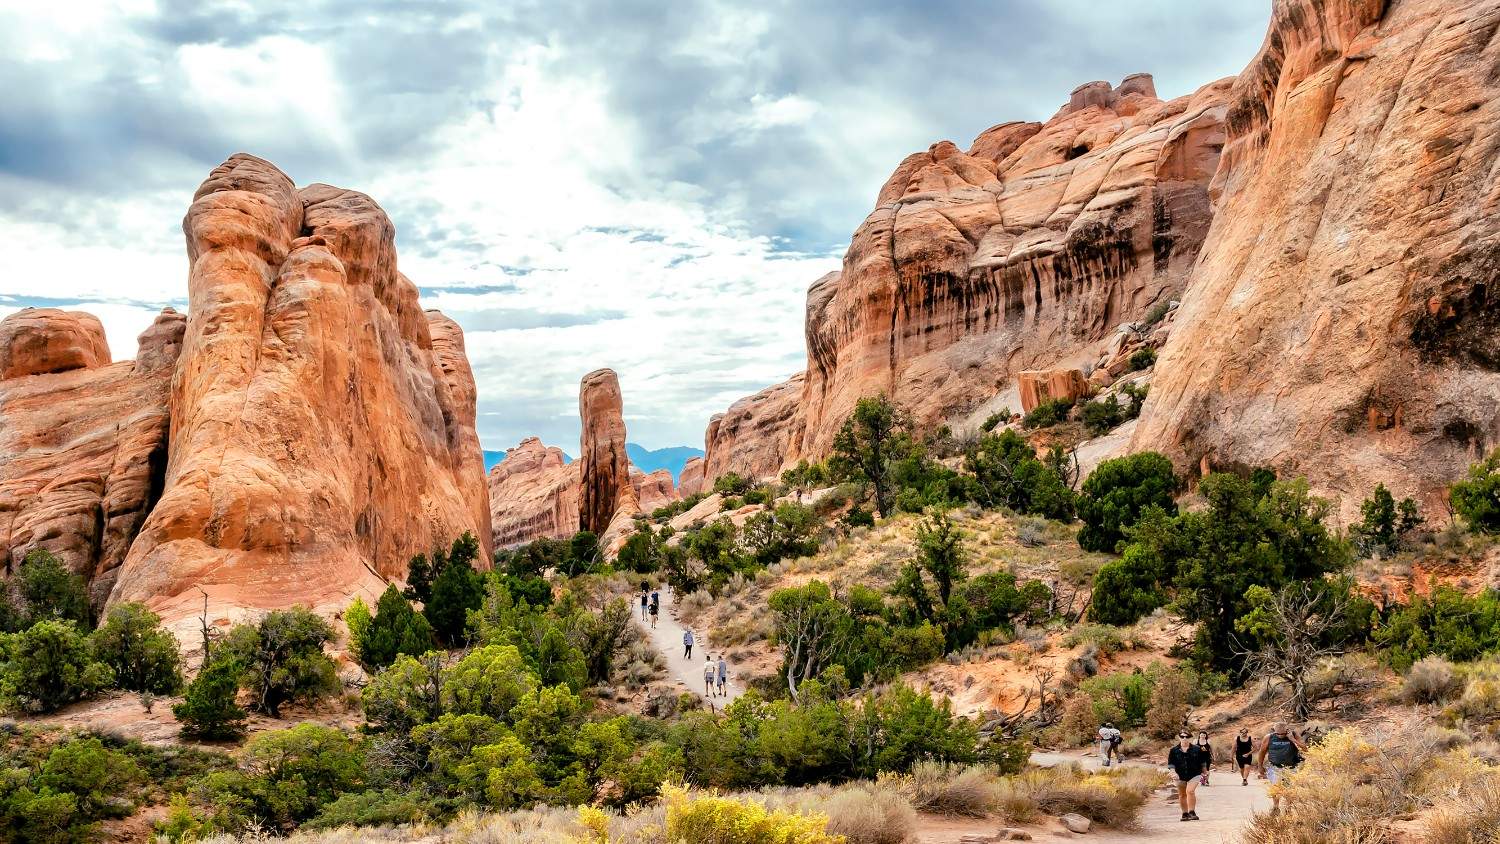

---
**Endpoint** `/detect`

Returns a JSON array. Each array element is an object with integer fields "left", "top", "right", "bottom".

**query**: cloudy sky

[{"left": 0, "top": 0, "right": 1267, "bottom": 452}]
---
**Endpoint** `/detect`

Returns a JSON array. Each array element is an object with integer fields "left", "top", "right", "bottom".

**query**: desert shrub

[
  {"left": 174, "top": 656, "right": 248, "bottom": 739},
  {"left": 1376, "top": 586, "right": 1500, "bottom": 671},
  {"left": 1079, "top": 394, "right": 1124, "bottom": 436},
  {"left": 343, "top": 596, "right": 371, "bottom": 660},
  {"left": 1063, "top": 624, "right": 1124, "bottom": 656},
  {"left": 979, "top": 412, "right": 1006, "bottom": 433},
  {"left": 219, "top": 606, "right": 338, "bottom": 716},
  {"left": 1079, "top": 670, "right": 1155, "bottom": 727},
  {"left": 782, "top": 460, "right": 830, "bottom": 492},
  {"left": 965, "top": 429, "right": 1075, "bottom": 520},
  {"left": 821, "top": 784, "right": 917, "bottom": 844},
  {"left": 354, "top": 585, "right": 436, "bottom": 670},
  {"left": 844, "top": 508, "right": 875, "bottom": 528},
  {"left": 1057, "top": 694, "right": 1100, "bottom": 747},
  {"left": 1144, "top": 669, "right": 1191, "bottom": 738},
  {"left": 87, "top": 601, "right": 183, "bottom": 695},
  {"left": 713, "top": 472, "right": 753, "bottom": 496},
  {"left": 741, "top": 502, "right": 820, "bottom": 567},
  {"left": 662, "top": 784, "right": 842, "bottom": 844},
  {"left": 1076, "top": 452, "right": 1178, "bottom": 553},
  {"left": 1141, "top": 300, "right": 1171, "bottom": 326},
  {"left": 1021, "top": 398, "right": 1073, "bottom": 430},
  {"left": 306, "top": 788, "right": 428, "bottom": 829},
  {"left": 0, "top": 735, "right": 146, "bottom": 843},
  {"left": 1423, "top": 775, "right": 1500, "bottom": 844},
  {"left": 1030, "top": 770, "right": 1151, "bottom": 829},
  {"left": 8, "top": 549, "right": 93, "bottom": 630},
  {"left": 425, "top": 557, "right": 486, "bottom": 645},
  {"left": 1450, "top": 678, "right": 1500, "bottom": 725},
  {"left": 896, "top": 761, "right": 995, "bottom": 817},
  {"left": 1452, "top": 449, "right": 1500, "bottom": 533},
  {"left": 0, "top": 619, "right": 113, "bottom": 713},
  {"left": 1351, "top": 483, "right": 1424, "bottom": 557},
  {"left": 617, "top": 530, "right": 663, "bottom": 573},
  {"left": 200, "top": 724, "right": 367, "bottom": 831},
  {"left": 1127, "top": 347, "right": 1156, "bottom": 371},
  {"left": 1404, "top": 655, "right": 1463, "bottom": 704}
]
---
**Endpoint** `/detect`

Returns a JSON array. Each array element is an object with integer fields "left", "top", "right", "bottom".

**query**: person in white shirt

[
  {"left": 1098, "top": 723, "right": 1123, "bottom": 767},
  {"left": 703, "top": 654, "right": 716, "bottom": 696}
]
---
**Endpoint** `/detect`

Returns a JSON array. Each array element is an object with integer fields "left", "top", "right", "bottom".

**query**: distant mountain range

[{"left": 482, "top": 443, "right": 702, "bottom": 483}]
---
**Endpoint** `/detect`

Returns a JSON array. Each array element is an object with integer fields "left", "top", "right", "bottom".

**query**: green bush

[
  {"left": 1375, "top": 586, "right": 1500, "bottom": 672},
  {"left": 1452, "top": 449, "right": 1500, "bottom": 533},
  {"left": 1076, "top": 452, "right": 1178, "bottom": 553},
  {"left": 980, "top": 410, "right": 1009, "bottom": 432},
  {"left": 0, "top": 620, "right": 113, "bottom": 713},
  {"left": 356, "top": 585, "right": 436, "bottom": 669},
  {"left": 741, "top": 502, "right": 820, "bottom": 567},
  {"left": 220, "top": 607, "right": 337, "bottom": 716},
  {"left": 965, "top": 429, "right": 1075, "bottom": 520},
  {"left": 90, "top": 602, "right": 183, "bottom": 694},
  {"left": 713, "top": 472, "right": 752, "bottom": 496},
  {"left": 1088, "top": 545, "right": 1169, "bottom": 626},
  {"left": 200, "top": 724, "right": 366, "bottom": 831},
  {"left": 425, "top": 557, "right": 485, "bottom": 645},
  {"left": 8, "top": 549, "right": 91, "bottom": 629},
  {"left": 173, "top": 656, "right": 247, "bottom": 739},
  {"left": 1127, "top": 347, "right": 1156, "bottom": 371},
  {"left": 1080, "top": 394, "right": 1125, "bottom": 436},
  {"left": 1351, "top": 483, "right": 1423, "bottom": 557},
  {"left": 0, "top": 736, "right": 145, "bottom": 842},
  {"left": 1021, "top": 398, "right": 1073, "bottom": 430},
  {"left": 306, "top": 789, "right": 428, "bottom": 829}
]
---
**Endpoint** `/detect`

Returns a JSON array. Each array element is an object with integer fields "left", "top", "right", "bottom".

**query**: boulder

[
  {"left": 0, "top": 308, "right": 110, "bottom": 380},
  {"left": 1059, "top": 812, "right": 1091, "bottom": 834}
]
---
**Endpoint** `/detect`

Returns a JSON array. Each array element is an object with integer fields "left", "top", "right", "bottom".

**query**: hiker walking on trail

[
  {"left": 1167, "top": 731, "right": 1205, "bottom": 822},
  {"left": 717, "top": 654, "right": 728, "bottom": 696},
  {"left": 1196, "top": 730, "right": 1214, "bottom": 785},
  {"left": 648, "top": 600, "right": 659, "bottom": 628},
  {"left": 1257, "top": 722, "right": 1307, "bottom": 815},
  {"left": 639, "top": 586, "right": 649, "bottom": 620},
  {"left": 703, "top": 654, "right": 716, "bottom": 696},
  {"left": 1097, "top": 722, "right": 1122, "bottom": 767},
  {"left": 1234, "top": 727, "right": 1256, "bottom": 786},
  {"left": 683, "top": 628, "right": 694, "bottom": 659}
]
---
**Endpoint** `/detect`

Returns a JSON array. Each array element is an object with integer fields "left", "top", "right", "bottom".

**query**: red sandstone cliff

[
  {"left": 107, "top": 154, "right": 491, "bottom": 629},
  {"left": 578, "top": 369, "right": 641, "bottom": 551},
  {"left": 700, "top": 72, "right": 1231, "bottom": 483},
  {"left": 1133, "top": 0, "right": 1500, "bottom": 513},
  {"left": 487, "top": 438, "right": 581, "bottom": 549},
  {"left": 0, "top": 308, "right": 185, "bottom": 604}
]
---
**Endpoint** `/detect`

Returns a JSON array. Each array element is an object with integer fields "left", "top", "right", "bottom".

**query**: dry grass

[
  {"left": 818, "top": 785, "right": 917, "bottom": 844},
  {"left": 1404, "top": 656, "right": 1462, "bottom": 705},
  {"left": 893, "top": 761, "right": 996, "bottom": 817},
  {"left": 1422, "top": 775, "right": 1500, "bottom": 843}
]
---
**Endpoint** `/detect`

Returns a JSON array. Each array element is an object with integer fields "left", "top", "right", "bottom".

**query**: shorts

[
  {"left": 1175, "top": 776, "right": 1199, "bottom": 787},
  {"left": 1235, "top": 754, "right": 1253, "bottom": 767},
  {"left": 1267, "top": 765, "right": 1294, "bottom": 784}
]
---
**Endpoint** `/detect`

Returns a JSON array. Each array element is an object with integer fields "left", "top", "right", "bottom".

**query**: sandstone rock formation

[
  {"left": 0, "top": 308, "right": 111, "bottom": 379},
  {"left": 701, "top": 373, "right": 806, "bottom": 481},
  {"left": 701, "top": 73, "right": 1231, "bottom": 485},
  {"left": 487, "top": 438, "right": 580, "bottom": 548},
  {"left": 578, "top": 368, "right": 641, "bottom": 550},
  {"left": 631, "top": 467, "right": 679, "bottom": 514},
  {"left": 1017, "top": 368, "right": 1091, "bottom": 413},
  {"left": 0, "top": 308, "right": 185, "bottom": 604},
  {"left": 1134, "top": 0, "right": 1500, "bottom": 514},
  {"left": 108, "top": 154, "right": 491, "bottom": 629},
  {"left": 677, "top": 457, "right": 706, "bottom": 498}
]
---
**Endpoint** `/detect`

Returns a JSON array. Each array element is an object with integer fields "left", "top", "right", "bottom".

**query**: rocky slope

[
  {"left": 487, "top": 438, "right": 581, "bottom": 549},
  {"left": 1135, "top": 0, "right": 1500, "bottom": 513},
  {"left": 106, "top": 154, "right": 491, "bottom": 631},
  {"left": 0, "top": 308, "right": 185, "bottom": 604},
  {"left": 702, "top": 72, "right": 1231, "bottom": 481}
]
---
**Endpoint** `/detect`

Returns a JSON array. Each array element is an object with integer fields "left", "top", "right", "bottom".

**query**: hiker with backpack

[
  {"left": 1097, "top": 722, "right": 1123, "bottom": 767},
  {"left": 1257, "top": 722, "right": 1307, "bottom": 814}
]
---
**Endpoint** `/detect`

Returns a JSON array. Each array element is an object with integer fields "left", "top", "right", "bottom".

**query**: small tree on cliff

[{"left": 830, "top": 396, "right": 913, "bottom": 518}]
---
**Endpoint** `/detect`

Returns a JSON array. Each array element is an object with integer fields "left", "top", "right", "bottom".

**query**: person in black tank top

[{"left": 1234, "top": 728, "right": 1255, "bottom": 785}]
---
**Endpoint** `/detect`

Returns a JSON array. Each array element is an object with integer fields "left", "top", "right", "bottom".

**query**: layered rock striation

[
  {"left": 701, "top": 373, "right": 806, "bottom": 482},
  {"left": 108, "top": 154, "right": 491, "bottom": 628},
  {"left": 487, "top": 438, "right": 580, "bottom": 549},
  {"left": 578, "top": 368, "right": 641, "bottom": 550},
  {"left": 1133, "top": 0, "right": 1500, "bottom": 512},
  {"left": 0, "top": 308, "right": 185, "bottom": 604}
]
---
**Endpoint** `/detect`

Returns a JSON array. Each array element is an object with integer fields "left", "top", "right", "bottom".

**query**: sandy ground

[{"left": 637, "top": 586, "right": 745, "bottom": 711}]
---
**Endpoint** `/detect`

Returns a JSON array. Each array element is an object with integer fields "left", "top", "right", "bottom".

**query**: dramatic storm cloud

[{"left": 0, "top": 0, "right": 1267, "bottom": 450}]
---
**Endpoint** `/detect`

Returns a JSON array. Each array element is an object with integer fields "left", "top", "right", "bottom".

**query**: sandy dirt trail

[{"left": 635, "top": 586, "right": 744, "bottom": 711}]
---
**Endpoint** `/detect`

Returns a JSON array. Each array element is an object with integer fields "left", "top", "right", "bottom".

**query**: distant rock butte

[
  {"left": 487, "top": 438, "right": 581, "bottom": 549},
  {"left": 632, "top": 467, "right": 680, "bottom": 515},
  {"left": 701, "top": 70, "right": 1232, "bottom": 482},
  {"left": 1133, "top": 0, "right": 1500, "bottom": 515},
  {"left": 0, "top": 308, "right": 185, "bottom": 605},
  {"left": 677, "top": 456, "right": 706, "bottom": 498},
  {"left": 106, "top": 154, "right": 490, "bottom": 632}
]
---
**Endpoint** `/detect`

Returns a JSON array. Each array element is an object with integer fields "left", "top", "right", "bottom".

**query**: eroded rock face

[
  {"left": 0, "top": 308, "right": 110, "bottom": 379},
  {"left": 108, "top": 154, "right": 491, "bottom": 630},
  {"left": 702, "top": 373, "right": 806, "bottom": 482},
  {"left": 1017, "top": 368, "right": 1091, "bottom": 413},
  {"left": 578, "top": 369, "right": 641, "bottom": 549},
  {"left": 487, "top": 438, "right": 580, "bottom": 548},
  {"left": 705, "top": 75, "right": 1230, "bottom": 473},
  {"left": 0, "top": 308, "right": 185, "bottom": 604},
  {"left": 677, "top": 457, "right": 706, "bottom": 498},
  {"left": 1134, "top": 0, "right": 1500, "bottom": 514},
  {"left": 631, "top": 467, "right": 679, "bottom": 514}
]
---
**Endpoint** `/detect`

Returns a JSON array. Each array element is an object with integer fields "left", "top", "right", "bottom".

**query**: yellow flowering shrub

[{"left": 662, "top": 784, "right": 845, "bottom": 844}]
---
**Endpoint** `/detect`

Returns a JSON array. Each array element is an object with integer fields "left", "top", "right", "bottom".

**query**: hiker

[
  {"left": 651, "top": 588, "right": 660, "bottom": 612},
  {"left": 1097, "top": 722, "right": 1123, "bottom": 767},
  {"left": 1234, "top": 727, "right": 1256, "bottom": 786},
  {"left": 1196, "top": 730, "right": 1214, "bottom": 785},
  {"left": 703, "top": 654, "right": 716, "bottom": 696},
  {"left": 1167, "top": 731, "right": 1205, "bottom": 822},
  {"left": 717, "top": 654, "right": 728, "bottom": 696},
  {"left": 1257, "top": 722, "right": 1307, "bottom": 814},
  {"left": 639, "top": 587, "right": 649, "bottom": 620},
  {"left": 683, "top": 628, "right": 694, "bottom": 659},
  {"left": 648, "top": 600, "right": 659, "bottom": 628}
]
